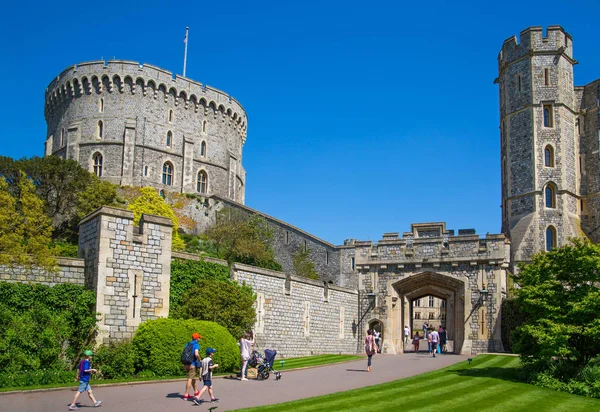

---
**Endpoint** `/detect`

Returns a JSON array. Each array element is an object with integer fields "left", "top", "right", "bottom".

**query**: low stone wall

[
  {"left": 232, "top": 263, "right": 359, "bottom": 358},
  {"left": 0, "top": 257, "right": 85, "bottom": 286}
]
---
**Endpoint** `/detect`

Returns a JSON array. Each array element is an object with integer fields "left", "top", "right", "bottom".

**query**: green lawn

[{"left": 233, "top": 355, "right": 600, "bottom": 412}]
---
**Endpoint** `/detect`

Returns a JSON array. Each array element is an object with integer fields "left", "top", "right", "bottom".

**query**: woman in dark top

[{"left": 439, "top": 326, "right": 447, "bottom": 353}]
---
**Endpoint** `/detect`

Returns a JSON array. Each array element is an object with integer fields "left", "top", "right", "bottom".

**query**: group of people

[
  {"left": 182, "top": 332, "right": 220, "bottom": 405},
  {"left": 411, "top": 323, "right": 447, "bottom": 356}
]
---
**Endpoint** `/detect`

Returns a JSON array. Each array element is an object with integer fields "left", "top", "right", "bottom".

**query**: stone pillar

[
  {"left": 78, "top": 206, "right": 173, "bottom": 345},
  {"left": 182, "top": 137, "right": 195, "bottom": 193},
  {"left": 120, "top": 119, "right": 137, "bottom": 186},
  {"left": 66, "top": 122, "right": 81, "bottom": 161}
]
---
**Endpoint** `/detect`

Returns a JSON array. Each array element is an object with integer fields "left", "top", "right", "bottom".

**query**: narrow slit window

[
  {"left": 166, "top": 131, "right": 172, "bottom": 148},
  {"left": 98, "top": 98, "right": 104, "bottom": 113},
  {"left": 168, "top": 109, "right": 174, "bottom": 123},
  {"left": 200, "top": 141, "right": 206, "bottom": 157},
  {"left": 546, "top": 226, "right": 557, "bottom": 251},
  {"left": 202, "top": 120, "right": 207, "bottom": 133},
  {"left": 543, "top": 105, "right": 553, "bottom": 128},
  {"left": 544, "top": 68, "right": 550, "bottom": 86},
  {"left": 517, "top": 75, "right": 522, "bottom": 92},
  {"left": 544, "top": 145, "right": 554, "bottom": 167},
  {"left": 97, "top": 121, "right": 104, "bottom": 138}
]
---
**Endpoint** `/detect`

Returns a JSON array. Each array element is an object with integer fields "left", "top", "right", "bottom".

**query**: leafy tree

[
  {"left": 0, "top": 178, "right": 25, "bottom": 264},
  {"left": 127, "top": 187, "right": 185, "bottom": 250},
  {"left": 18, "top": 173, "right": 56, "bottom": 270},
  {"left": 206, "top": 207, "right": 282, "bottom": 270},
  {"left": 0, "top": 174, "right": 56, "bottom": 270},
  {"left": 292, "top": 248, "right": 319, "bottom": 280},
  {"left": 513, "top": 238, "right": 600, "bottom": 370},
  {"left": 0, "top": 156, "right": 118, "bottom": 240},
  {"left": 172, "top": 279, "right": 256, "bottom": 339}
]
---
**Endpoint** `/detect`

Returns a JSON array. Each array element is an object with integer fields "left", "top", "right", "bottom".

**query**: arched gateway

[{"left": 354, "top": 222, "right": 508, "bottom": 355}]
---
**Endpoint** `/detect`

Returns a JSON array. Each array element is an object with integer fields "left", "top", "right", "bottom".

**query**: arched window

[
  {"left": 166, "top": 131, "right": 172, "bottom": 148},
  {"left": 60, "top": 129, "right": 65, "bottom": 146},
  {"left": 162, "top": 162, "right": 173, "bottom": 186},
  {"left": 200, "top": 141, "right": 206, "bottom": 157},
  {"left": 545, "top": 184, "right": 556, "bottom": 208},
  {"left": 92, "top": 153, "right": 103, "bottom": 177},
  {"left": 202, "top": 120, "right": 207, "bottom": 133},
  {"left": 98, "top": 98, "right": 104, "bottom": 113},
  {"left": 168, "top": 109, "right": 174, "bottom": 123},
  {"left": 159, "top": 189, "right": 165, "bottom": 199},
  {"left": 544, "top": 145, "right": 555, "bottom": 167},
  {"left": 197, "top": 170, "right": 207, "bottom": 193},
  {"left": 97, "top": 121, "right": 104, "bottom": 139},
  {"left": 546, "top": 226, "right": 557, "bottom": 251}
]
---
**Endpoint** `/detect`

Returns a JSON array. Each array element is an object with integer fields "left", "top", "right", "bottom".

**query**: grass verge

[
  {"left": 231, "top": 355, "right": 600, "bottom": 412},
  {"left": 0, "top": 354, "right": 361, "bottom": 393}
]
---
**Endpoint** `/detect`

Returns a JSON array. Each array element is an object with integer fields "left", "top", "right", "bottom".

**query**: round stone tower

[
  {"left": 497, "top": 26, "right": 582, "bottom": 267},
  {"left": 44, "top": 61, "right": 247, "bottom": 203}
]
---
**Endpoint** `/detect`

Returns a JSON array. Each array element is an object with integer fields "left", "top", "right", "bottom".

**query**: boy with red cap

[{"left": 183, "top": 332, "right": 202, "bottom": 400}]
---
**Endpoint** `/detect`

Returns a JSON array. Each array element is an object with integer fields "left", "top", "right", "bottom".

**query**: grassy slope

[{"left": 233, "top": 355, "right": 600, "bottom": 412}]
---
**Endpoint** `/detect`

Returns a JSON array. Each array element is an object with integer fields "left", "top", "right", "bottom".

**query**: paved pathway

[{"left": 2, "top": 353, "right": 468, "bottom": 412}]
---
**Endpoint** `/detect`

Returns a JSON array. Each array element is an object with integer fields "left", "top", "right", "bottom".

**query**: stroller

[{"left": 248, "top": 349, "right": 282, "bottom": 380}]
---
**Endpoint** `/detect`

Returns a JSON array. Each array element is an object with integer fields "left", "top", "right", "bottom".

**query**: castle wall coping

[
  {"left": 357, "top": 256, "right": 506, "bottom": 266},
  {"left": 211, "top": 195, "right": 337, "bottom": 249},
  {"left": 171, "top": 251, "right": 228, "bottom": 266},
  {"left": 79, "top": 206, "right": 134, "bottom": 226},
  {"left": 356, "top": 234, "right": 505, "bottom": 246},
  {"left": 140, "top": 214, "right": 173, "bottom": 227},
  {"left": 232, "top": 262, "right": 358, "bottom": 294},
  {"left": 56, "top": 257, "right": 85, "bottom": 267}
]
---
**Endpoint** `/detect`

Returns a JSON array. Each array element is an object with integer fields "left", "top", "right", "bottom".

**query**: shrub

[
  {"left": 132, "top": 318, "right": 239, "bottom": 376},
  {"left": 173, "top": 279, "right": 256, "bottom": 339},
  {"left": 0, "top": 282, "right": 96, "bottom": 375},
  {"left": 94, "top": 340, "right": 136, "bottom": 379},
  {"left": 170, "top": 259, "right": 230, "bottom": 311},
  {"left": 49, "top": 241, "right": 79, "bottom": 257},
  {"left": 0, "top": 369, "right": 75, "bottom": 388}
]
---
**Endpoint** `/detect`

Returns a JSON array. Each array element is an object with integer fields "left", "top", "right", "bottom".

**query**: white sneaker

[
  {"left": 241, "top": 377, "right": 248, "bottom": 381},
  {"left": 94, "top": 400, "right": 102, "bottom": 407}
]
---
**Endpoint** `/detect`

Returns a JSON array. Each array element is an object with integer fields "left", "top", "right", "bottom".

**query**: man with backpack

[{"left": 182, "top": 332, "right": 202, "bottom": 400}]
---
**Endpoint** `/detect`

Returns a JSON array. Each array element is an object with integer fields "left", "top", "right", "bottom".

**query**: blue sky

[{"left": 1, "top": 1, "right": 599, "bottom": 245}]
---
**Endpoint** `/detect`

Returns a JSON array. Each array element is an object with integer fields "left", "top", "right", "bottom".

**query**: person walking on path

[
  {"left": 439, "top": 326, "right": 447, "bottom": 353},
  {"left": 364, "top": 329, "right": 378, "bottom": 372},
  {"left": 426, "top": 329, "right": 433, "bottom": 354},
  {"left": 68, "top": 350, "right": 102, "bottom": 410},
  {"left": 374, "top": 329, "right": 381, "bottom": 353},
  {"left": 412, "top": 331, "right": 420, "bottom": 353},
  {"left": 422, "top": 321, "right": 429, "bottom": 339},
  {"left": 430, "top": 328, "right": 440, "bottom": 358},
  {"left": 193, "top": 348, "right": 219, "bottom": 405},
  {"left": 404, "top": 325, "right": 411, "bottom": 345},
  {"left": 239, "top": 331, "right": 254, "bottom": 381},
  {"left": 182, "top": 332, "right": 202, "bottom": 400}
]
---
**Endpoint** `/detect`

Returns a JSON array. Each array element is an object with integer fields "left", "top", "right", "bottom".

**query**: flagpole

[{"left": 183, "top": 27, "right": 189, "bottom": 77}]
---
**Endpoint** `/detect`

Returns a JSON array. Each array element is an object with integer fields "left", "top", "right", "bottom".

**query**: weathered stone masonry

[
  {"left": 0, "top": 257, "right": 85, "bottom": 286},
  {"left": 78, "top": 207, "right": 173, "bottom": 344}
]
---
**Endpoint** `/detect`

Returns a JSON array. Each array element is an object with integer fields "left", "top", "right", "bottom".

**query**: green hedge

[
  {"left": 0, "top": 282, "right": 97, "bottom": 374},
  {"left": 132, "top": 318, "right": 239, "bottom": 376},
  {"left": 170, "top": 259, "right": 230, "bottom": 311}
]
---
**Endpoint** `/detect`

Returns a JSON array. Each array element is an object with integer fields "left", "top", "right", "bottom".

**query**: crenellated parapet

[
  {"left": 44, "top": 60, "right": 247, "bottom": 141},
  {"left": 498, "top": 26, "right": 575, "bottom": 76}
]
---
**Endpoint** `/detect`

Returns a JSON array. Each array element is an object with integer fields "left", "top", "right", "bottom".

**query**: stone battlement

[
  {"left": 498, "top": 26, "right": 574, "bottom": 70},
  {"left": 45, "top": 60, "right": 247, "bottom": 140}
]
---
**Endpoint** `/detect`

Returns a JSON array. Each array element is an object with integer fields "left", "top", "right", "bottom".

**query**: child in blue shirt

[
  {"left": 193, "top": 348, "right": 219, "bottom": 404},
  {"left": 69, "top": 350, "right": 102, "bottom": 410}
]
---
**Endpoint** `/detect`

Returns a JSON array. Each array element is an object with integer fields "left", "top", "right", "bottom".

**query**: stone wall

[
  {"left": 0, "top": 257, "right": 85, "bottom": 286},
  {"left": 232, "top": 263, "right": 359, "bottom": 358},
  {"left": 78, "top": 206, "right": 173, "bottom": 344}
]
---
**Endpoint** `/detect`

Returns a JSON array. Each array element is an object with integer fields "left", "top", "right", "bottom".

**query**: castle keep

[
  {"left": 497, "top": 26, "right": 599, "bottom": 269},
  {"left": 30, "top": 25, "right": 596, "bottom": 356},
  {"left": 44, "top": 61, "right": 247, "bottom": 203}
]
